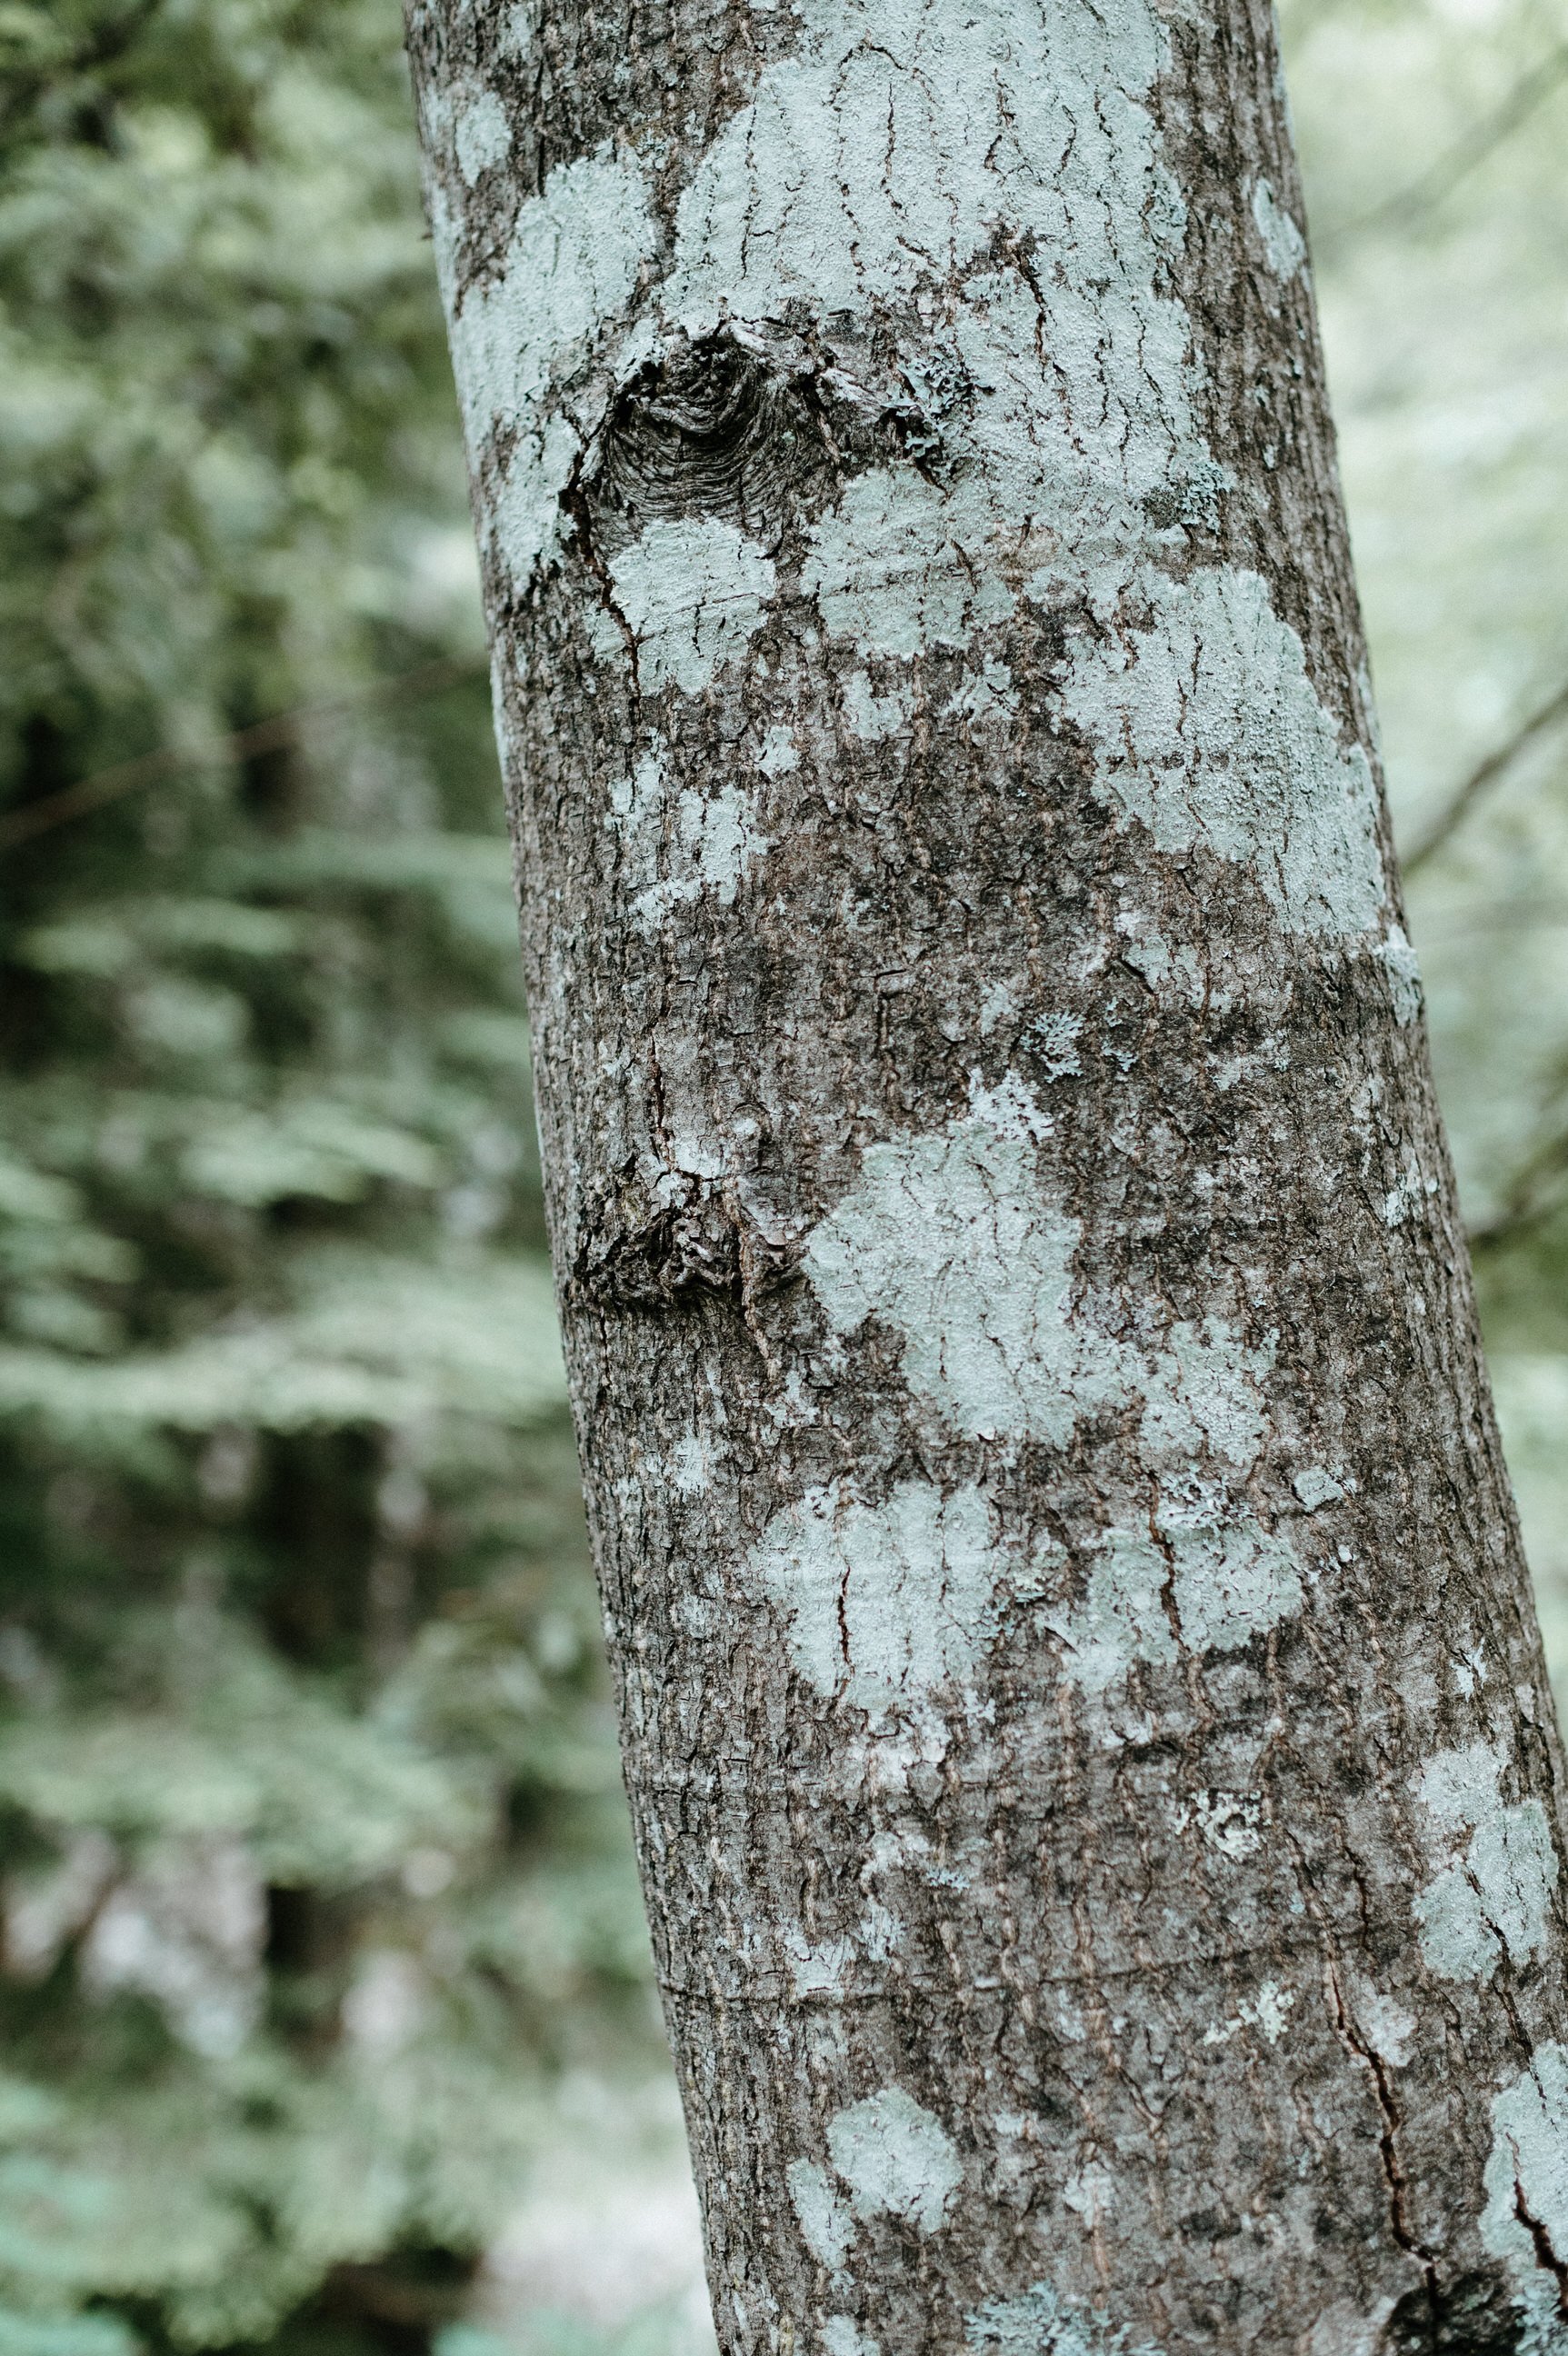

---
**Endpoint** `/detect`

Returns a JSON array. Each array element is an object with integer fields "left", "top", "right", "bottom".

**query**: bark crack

[
  {"left": 1513, "top": 2174, "right": 1568, "bottom": 2317},
  {"left": 1323, "top": 1951, "right": 1438, "bottom": 2299}
]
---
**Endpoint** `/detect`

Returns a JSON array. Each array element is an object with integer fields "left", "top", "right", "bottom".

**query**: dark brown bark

[{"left": 405, "top": 2, "right": 1568, "bottom": 2348}]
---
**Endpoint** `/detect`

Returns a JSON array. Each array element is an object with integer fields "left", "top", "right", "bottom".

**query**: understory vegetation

[{"left": 0, "top": 1, "right": 1563, "bottom": 2353}]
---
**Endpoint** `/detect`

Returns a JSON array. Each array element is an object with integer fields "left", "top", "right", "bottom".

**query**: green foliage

[{"left": 0, "top": 8, "right": 655, "bottom": 2356}]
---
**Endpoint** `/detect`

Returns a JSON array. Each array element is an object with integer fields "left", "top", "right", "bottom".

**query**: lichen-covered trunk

[{"left": 405, "top": 2, "right": 1568, "bottom": 2348}]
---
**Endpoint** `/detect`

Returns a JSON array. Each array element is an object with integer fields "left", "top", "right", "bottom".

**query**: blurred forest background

[{"left": 0, "top": 3, "right": 1563, "bottom": 2355}]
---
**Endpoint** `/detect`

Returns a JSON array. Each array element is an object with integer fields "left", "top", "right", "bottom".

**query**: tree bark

[{"left": 404, "top": 2, "right": 1568, "bottom": 2349}]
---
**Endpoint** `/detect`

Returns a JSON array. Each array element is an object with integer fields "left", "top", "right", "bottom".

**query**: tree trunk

[{"left": 404, "top": 2, "right": 1568, "bottom": 2348}]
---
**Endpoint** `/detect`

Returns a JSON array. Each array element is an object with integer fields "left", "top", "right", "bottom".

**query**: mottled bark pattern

[{"left": 406, "top": 2, "right": 1568, "bottom": 2349}]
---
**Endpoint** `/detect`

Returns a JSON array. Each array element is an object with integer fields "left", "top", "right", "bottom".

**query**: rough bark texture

[{"left": 404, "top": 3, "right": 1568, "bottom": 2349}]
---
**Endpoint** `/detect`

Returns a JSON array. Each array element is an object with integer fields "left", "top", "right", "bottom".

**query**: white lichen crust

[{"left": 404, "top": 0, "right": 1568, "bottom": 2347}]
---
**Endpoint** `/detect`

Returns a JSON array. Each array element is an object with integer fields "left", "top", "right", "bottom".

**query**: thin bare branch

[
  {"left": 0, "top": 654, "right": 485, "bottom": 855},
  {"left": 1316, "top": 38, "right": 1568, "bottom": 257},
  {"left": 1403, "top": 675, "right": 1568, "bottom": 874}
]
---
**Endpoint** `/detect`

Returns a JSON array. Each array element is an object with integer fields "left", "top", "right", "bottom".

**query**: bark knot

[
  {"left": 567, "top": 1178, "right": 801, "bottom": 1309},
  {"left": 585, "top": 329, "right": 933, "bottom": 551}
]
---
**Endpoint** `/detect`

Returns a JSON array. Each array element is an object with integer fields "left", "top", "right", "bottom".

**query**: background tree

[
  {"left": 404, "top": 0, "right": 1568, "bottom": 2351},
  {"left": 0, "top": 11, "right": 667, "bottom": 2356},
  {"left": 1283, "top": 0, "right": 1568, "bottom": 1701}
]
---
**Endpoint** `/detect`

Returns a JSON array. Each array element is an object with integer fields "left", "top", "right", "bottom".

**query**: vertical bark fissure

[
  {"left": 1323, "top": 1942, "right": 1437, "bottom": 2271},
  {"left": 1513, "top": 2178, "right": 1568, "bottom": 2315}
]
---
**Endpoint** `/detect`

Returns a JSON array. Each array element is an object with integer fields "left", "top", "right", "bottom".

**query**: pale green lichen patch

[
  {"left": 1250, "top": 177, "right": 1307, "bottom": 280},
  {"left": 1179, "top": 1789, "right": 1263, "bottom": 1861},
  {"left": 801, "top": 1100, "right": 1125, "bottom": 1447},
  {"left": 757, "top": 723, "right": 800, "bottom": 774},
  {"left": 496, "top": 0, "right": 538, "bottom": 55},
  {"left": 1420, "top": 1742, "right": 1508, "bottom": 1829},
  {"left": 802, "top": 470, "right": 1018, "bottom": 660},
  {"left": 823, "top": 2321, "right": 881, "bottom": 2356},
  {"left": 447, "top": 152, "right": 654, "bottom": 450},
  {"left": 1373, "top": 923, "right": 1423, "bottom": 1024},
  {"left": 797, "top": 1093, "right": 1306, "bottom": 1694},
  {"left": 487, "top": 413, "right": 582, "bottom": 591},
  {"left": 1117, "top": 919, "right": 1203, "bottom": 999},
  {"left": 1138, "top": 1318, "right": 1273, "bottom": 1472},
  {"left": 1165, "top": 1519, "right": 1303, "bottom": 1655},
  {"left": 1061, "top": 2161, "right": 1115, "bottom": 2228},
  {"left": 1481, "top": 2043, "right": 1568, "bottom": 2346},
  {"left": 454, "top": 88, "right": 511, "bottom": 185},
  {"left": 608, "top": 746, "right": 769, "bottom": 928},
  {"left": 782, "top": 1923, "right": 858, "bottom": 1998},
  {"left": 753, "top": 1479, "right": 1008, "bottom": 1715},
  {"left": 1046, "top": 1515, "right": 1302, "bottom": 1694},
  {"left": 1044, "top": 1529, "right": 1175, "bottom": 1697},
  {"left": 662, "top": 0, "right": 1217, "bottom": 649},
  {"left": 801, "top": 1097, "right": 1275, "bottom": 1472},
  {"left": 1203, "top": 1977, "right": 1295, "bottom": 2047},
  {"left": 661, "top": 785, "right": 768, "bottom": 917},
  {"left": 1027, "top": 1013, "right": 1084, "bottom": 1080},
  {"left": 825, "top": 2086, "right": 963, "bottom": 2233},
  {"left": 788, "top": 2157, "right": 857, "bottom": 2272},
  {"left": 966, "top": 2279, "right": 1163, "bottom": 2356},
  {"left": 1412, "top": 1742, "right": 1559, "bottom": 1982},
  {"left": 1353, "top": 1987, "right": 1415, "bottom": 2069},
  {"left": 664, "top": 0, "right": 1172, "bottom": 327},
  {"left": 606, "top": 519, "right": 776, "bottom": 694},
  {"left": 800, "top": 272, "right": 1207, "bottom": 656},
  {"left": 841, "top": 671, "right": 914, "bottom": 743},
  {"left": 947, "top": 660, "right": 1021, "bottom": 725},
  {"left": 1056, "top": 565, "right": 1387, "bottom": 939}
]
